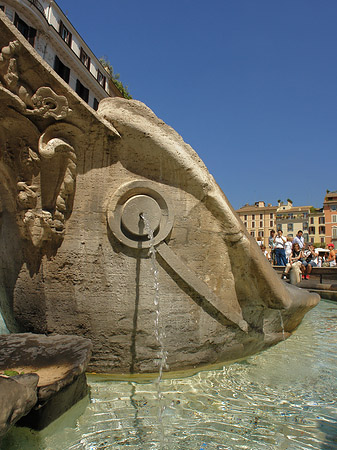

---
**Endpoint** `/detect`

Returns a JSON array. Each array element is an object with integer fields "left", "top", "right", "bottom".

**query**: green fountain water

[{"left": 2, "top": 300, "right": 336, "bottom": 450}]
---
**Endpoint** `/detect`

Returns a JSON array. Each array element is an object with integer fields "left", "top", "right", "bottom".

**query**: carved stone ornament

[
  {"left": 0, "top": 40, "right": 77, "bottom": 248},
  {"left": 6, "top": 127, "right": 77, "bottom": 248},
  {"left": 27, "top": 87, "right": 71, "bottom": 120},
  {"left": 15, "top": 124, "right": 78, "bottom": 247},
  {"left": 0, "top": 40, "right": 71, "bottom": 120}
]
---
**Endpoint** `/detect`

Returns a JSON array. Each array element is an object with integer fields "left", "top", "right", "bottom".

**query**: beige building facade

[
  {"left": 237, "top": 200, "right": 327, "bottom": 246},
  {"left": 236, "top": 201, "right": 277, "bottom": 247},
  {"left": 308, "top": 209, "right": 325, "bottom": 245},
  {"left": 275, "top": 201, "right": 311, "bottom": 242}
]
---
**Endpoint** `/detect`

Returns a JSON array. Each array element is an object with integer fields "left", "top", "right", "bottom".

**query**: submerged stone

[
  {"left": 0, "top": 373, "right": 38, "bottom": 436},
  {"left": 0, "top": 334, "right": 92, "bottom": 431}
]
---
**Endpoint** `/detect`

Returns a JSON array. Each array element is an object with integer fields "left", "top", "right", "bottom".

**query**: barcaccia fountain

[{"left": 0, "top": 12, "right": 319, "bottom": 379}]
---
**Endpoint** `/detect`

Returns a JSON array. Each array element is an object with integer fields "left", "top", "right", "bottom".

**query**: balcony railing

[{"left": 27, "top": 0, "right": 46, "bottom": 18}]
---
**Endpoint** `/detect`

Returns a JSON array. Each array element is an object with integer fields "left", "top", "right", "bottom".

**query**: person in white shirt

[
  {"left": 284, "top": 236, "right": 293, "bottom": 262},
  {"left": 261, "top": 245, "right": 271, "bottom": 262},
  {"left": 273, "top": 229, "right": 287, "bottom": 266},
  {"left": 256, "top": 236, "right": 263, "bottom": 247},
  {"left": 293, "top": 230, "right": 304, "bottom": 249}
]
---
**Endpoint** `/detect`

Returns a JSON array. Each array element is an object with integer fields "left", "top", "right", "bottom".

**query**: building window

[
  {"left": 76, "top": 79, "right": 89, "bottom": 103},
  {"left": 332, "top": 215, "right": 337, "bottom": 223},
  {"left": 14, "top": 13, "right": 36, "bottom": 46},
  {"left": 319, "top": 217, "right": 325, "bottom": 224},
  {"left": 259, "top": 221, "right": 263, "bottom": 228},
  {"left": 270, "top": 213, "right": 273, "bottom": 219},
  {"left": 260, "top": 214, "right": 263, "bottom": 219},
  {"left": 93, "top": 98, "right": 99, "bottom": 111},
  {"left": 59, "top": 20, "right": 72, "bottom": 47},
  {"left": 308, "top": 226, "right": 315, "bottom": 235},
  {"left": 252, "top": 214, "right": 255, "bottom": 220},
  {"left": 331, "top": 205, "right": 337, "bottom": 211},
  {"left": 310, "top": 237, "right": 314, "bottom": 243},
  {"left": 244, "top": 215, "right": 247, "bottom": 221},
  {"left": 252, "top": 222, "right": 255, "bottom": 229},
  {"left": 80, "top": 47, "right": 90, "bottom": 69},
  {"left": 321, "top": 237, "right": 325, "bottom": 243},
  {"left": 333, "top": 227, "right": 337, "bottom": 239},
  {"left": 270, "top": 220, "right": 273, "bottom": 227},
  {"left": 54, "top": 56, "right": 70, "bottom": 83},
  {"left": 259, "top": 230, "right": 264, "bottom": 237},
  {"left": 310, "top": 217, "right": 314, "bottom": 224},
  {"left": 250, "top": 231, "right": 255, "bottom": 237},
  {"left": 319, "top": 226, "right": 325, "bottom": 235},
  {"left": 287, "top": 223, "right": 293, "bottom": 232},
  {"left": 303, "top": 222, "right": 308, "bottom": 230},
  {"left": 244, "top": 222, "right": 247, "bottom": 228},
  {"left": 97, "top": 70, "right": 106, "bottom": 89}
]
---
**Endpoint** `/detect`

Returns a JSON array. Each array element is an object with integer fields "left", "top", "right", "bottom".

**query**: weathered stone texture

[
  {"left": 0, "top": 373, "right": 38, "bottom": 436},
  {"left": 0, "top": 14, "right": 319, "bottom": 374}
]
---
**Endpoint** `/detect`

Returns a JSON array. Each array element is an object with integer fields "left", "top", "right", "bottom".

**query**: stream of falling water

[{"left": 140, "top": 213, "right": 168, "bottom": 448}]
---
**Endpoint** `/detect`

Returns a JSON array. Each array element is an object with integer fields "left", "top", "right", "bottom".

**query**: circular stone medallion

[
  {"left": 107, "top": 180, "right": 174, "bottom": 249},
  {"left": 121, "top": 195, "right": 161, "bottom": 237}
]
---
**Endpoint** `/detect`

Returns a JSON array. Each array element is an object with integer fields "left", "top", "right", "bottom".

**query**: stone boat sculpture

[{"left": 0, "top": 15, "right": 319, "bottom": 374}]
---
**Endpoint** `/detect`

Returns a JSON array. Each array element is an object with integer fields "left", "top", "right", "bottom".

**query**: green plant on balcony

[{"left": 99, "top": 58, "right": 132, "bottom": 100}]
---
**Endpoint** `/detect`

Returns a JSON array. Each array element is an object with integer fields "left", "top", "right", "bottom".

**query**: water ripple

[{"left": 3, "top": 300, "right": 337, "bottom": 450}]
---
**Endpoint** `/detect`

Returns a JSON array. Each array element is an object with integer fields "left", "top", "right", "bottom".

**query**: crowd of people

[{"left": 257, "top": 230, "right": 336, "bottom": 280}]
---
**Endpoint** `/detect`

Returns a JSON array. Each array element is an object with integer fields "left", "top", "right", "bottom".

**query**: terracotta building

[
  {"left": 0, "top": 0, "right": 122, "bottom": 110},
  {"left": 323, "top": 191, "right": 337, "bottom": 246}
]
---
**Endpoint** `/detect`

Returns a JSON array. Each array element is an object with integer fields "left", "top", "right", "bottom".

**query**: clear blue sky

[{"left": 57, "top": 0, "right": 336, "bottom": 210}]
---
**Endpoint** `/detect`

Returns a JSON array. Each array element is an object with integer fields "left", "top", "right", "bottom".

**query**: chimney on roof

[{"left": 255, "top": 201, "right": 265, "bottom": 208}]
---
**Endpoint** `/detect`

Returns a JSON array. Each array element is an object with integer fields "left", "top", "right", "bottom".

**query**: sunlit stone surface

[{"left": 0, "top": 13, "right": 319, "bottom": 374}]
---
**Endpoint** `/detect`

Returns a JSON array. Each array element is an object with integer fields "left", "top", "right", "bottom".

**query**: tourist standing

[
  {"left": 293, "top": 230, "right": 304, "bottom": 249},
  {"left": 284, "top": 236, "right": 293, "bottom": 262},
  {"left": 273, "top": 229, "right": 287, "bottom": 266},
  {"left": 269, "top": 230, "right": 276, "bottom": 265}
]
